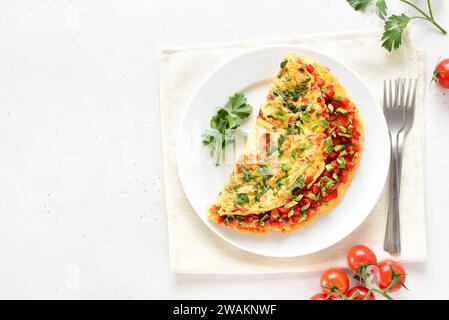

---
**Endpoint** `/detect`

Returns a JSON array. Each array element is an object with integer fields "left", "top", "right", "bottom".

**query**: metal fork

[
  {"left": 397, "top": 79, "right": 417, "bottom": 182},
  {"left": 383, "top": 79, "right": 406, "bottom": 254}
]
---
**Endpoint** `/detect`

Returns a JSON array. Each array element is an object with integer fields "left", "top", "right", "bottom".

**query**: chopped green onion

[
  {"left": 336, "top": 108, "right": 348, "bottom": 115},
  {"left": 307, "top": 193, "right": 320, "bottom": 201},
  {"left": 305, "top": 104, "right": 314, "bottom": 113},
  {"left": 293, "top": 194, "right": 304, "bottom": 201},
  {"left": 298, "top": 213, "right": 308, "bottom": 223},
  {"left": 325, "top": 163, "right": 335, "bottom": 171},
  {"left": 284, "top": 200, "right": 298, "bottom": 209},
  {"left": 287, "top": 209, "right": 294, "bottom": 218},
  {"left": 301, "top": 203, "right": 311, "bottom": 212},
  {"left": 325, "top": 137, "right": 333, "bottom": 152},
  {"left": 337, "top": 158, "right": 346, "bottom": 168}
]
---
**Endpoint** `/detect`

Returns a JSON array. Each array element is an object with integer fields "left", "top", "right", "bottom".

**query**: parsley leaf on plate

[
  {"left": 381, "top": 14, "right": 411, "bottom": 52},
  {"left": 202, "top": 92, "right": 252, "bottom": 165}
]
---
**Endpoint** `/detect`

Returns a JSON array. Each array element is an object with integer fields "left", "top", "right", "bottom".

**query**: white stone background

[{"left": 0, "top": 0, "right": 448, "bottom": 299}]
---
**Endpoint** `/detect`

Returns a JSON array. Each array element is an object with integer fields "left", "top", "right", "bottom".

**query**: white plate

[{"left": 177, "top": 46, "right": 390, "bottom": 257}]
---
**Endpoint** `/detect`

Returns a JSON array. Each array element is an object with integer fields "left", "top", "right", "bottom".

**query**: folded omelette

[{"left": 208, "top": 53, "right": 364, "bottom": 234}]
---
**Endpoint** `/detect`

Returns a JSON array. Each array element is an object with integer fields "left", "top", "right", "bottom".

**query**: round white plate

[{"left": 177, "top": 46, "right": 390, "bottom": 257}]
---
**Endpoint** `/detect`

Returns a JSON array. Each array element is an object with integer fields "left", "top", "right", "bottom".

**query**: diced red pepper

[
  {"left": 306, "top": 64, "right": 315, "bottom": 73},
  {"left": 305, "top": 176, "right": 314, "bottom": 185},
  {"left": 270, "top": 208, "right": 280, "bottom": 220},
  {"left": 271, "top": 221, "right": 282, "bottom": 229},
  {"left": 339, "top": 98, "right": 350, "bottom": 106},
  {"left": 217, "top": 215, "right": 225, "bottom": 224},
  {"left": 316, "top": 78, "right": 325, "bottom": 86},
  {"left": 278, "top": 207, "right": 289, "bottom": 215}
]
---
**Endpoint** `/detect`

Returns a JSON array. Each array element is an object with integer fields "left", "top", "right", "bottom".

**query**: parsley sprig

[
  {"left": 202, "top": 92, "right": 252, "bottom": 165},
  {"left": 347, "top": 0, "right": 447, "bottom": 51}
]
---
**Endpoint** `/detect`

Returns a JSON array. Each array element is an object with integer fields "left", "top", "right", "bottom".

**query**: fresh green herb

[
  {"left": 283, "top": 78, "right": 311, "bottom": 101},
  {"left": 280, "top": 59, "right": 288, "bottom": 69},
  {"left": 296, "top": 176, "right": 306, "bottom": 189},
  {"left": 236, "top": 193, "right": 249, "bottom": 204},
  {"left": 281, "top": 163, "right": 292, "bottom": 172},
  {"left": 278, "top": 133, "right": 286, "bottom": 147},
  {"left": 202, "top": 92, "right": 252, "bottom": 164},
  {"left": 301, "top": 113, "right": 311, "bottom": 122},
  {"left": 243, "top": 169, "right": 252, "bottom": 182},
  {"left": 347, "top": 0, "right": 447, "bottom": 51},
  {"left": 382, "top": 14, "right": 411, "bottom": 51},
  {"left": 347, "top": 0, "right": 372, "bottom": 11},
  {"left": 277, "top": 177, "right": 289, "bottom": 187},
  {"left": 299, "top": 142, "right": 312, "bottom": 152},
  {"left": 376, "top": 0, "right": 387, "bottom": 20},
  {"left": 321, "top": 86, "right": 329, "bottom": 94},
  {"left": 337, "top": 158, "right": 347, "bottom": 168},
  {"left": 255, "top": 186, "right": 269, "bottom": 202},
  {"left": 279, "top": 59, "right": 288, "bottom": 78}
]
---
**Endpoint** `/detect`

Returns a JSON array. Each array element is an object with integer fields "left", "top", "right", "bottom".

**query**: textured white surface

[
  {"left": 161, "top": 32, "right": 426, "bottom": 273},
  {"left": 0, "top": 0, "right": 448, "bottom": 299}
]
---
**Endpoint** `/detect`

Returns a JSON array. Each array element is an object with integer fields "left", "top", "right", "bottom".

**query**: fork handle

[
  {"left": 384, "top": 133, "right": 401, "bottom": 254},
  {"left": 397, "top": 131, "right": 405, "bottom": 184}
]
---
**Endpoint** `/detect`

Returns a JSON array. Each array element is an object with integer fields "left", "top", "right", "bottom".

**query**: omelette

[{"left": 208, "top": 53, "right": 364, "bottom": 234}]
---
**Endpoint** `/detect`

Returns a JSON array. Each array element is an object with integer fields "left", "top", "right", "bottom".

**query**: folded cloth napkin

[{"left": 159, "top": 30, "right": 426, "bottom": 274}]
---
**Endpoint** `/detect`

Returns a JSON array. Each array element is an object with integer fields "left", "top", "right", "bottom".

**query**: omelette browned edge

[{"left": 208, "top": 53, "right": 364, "bottom": 234}]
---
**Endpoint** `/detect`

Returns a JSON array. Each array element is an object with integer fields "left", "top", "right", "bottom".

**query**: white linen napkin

[{"left": 159, "top": 30, "right": 426, "bottom": 274}]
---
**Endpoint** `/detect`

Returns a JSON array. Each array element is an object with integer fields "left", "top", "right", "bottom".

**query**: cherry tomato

[
  {"left": 347, "top": 245, "right": 377, "bottom": 271},
  {"left": 320, "top": 268, "right": 349, "bottom": 298},
  {"left": 310, "top": 293, "right": 332, "bottom": 300},
  {"left": 433, "top": 58, "right": 449, "bottom": 89},
  {"left": 375, "top": 260, "right": 406, "bottom": 293},
  {"left": 346, "top": 286, "right": 375, "bottom": 300}
]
